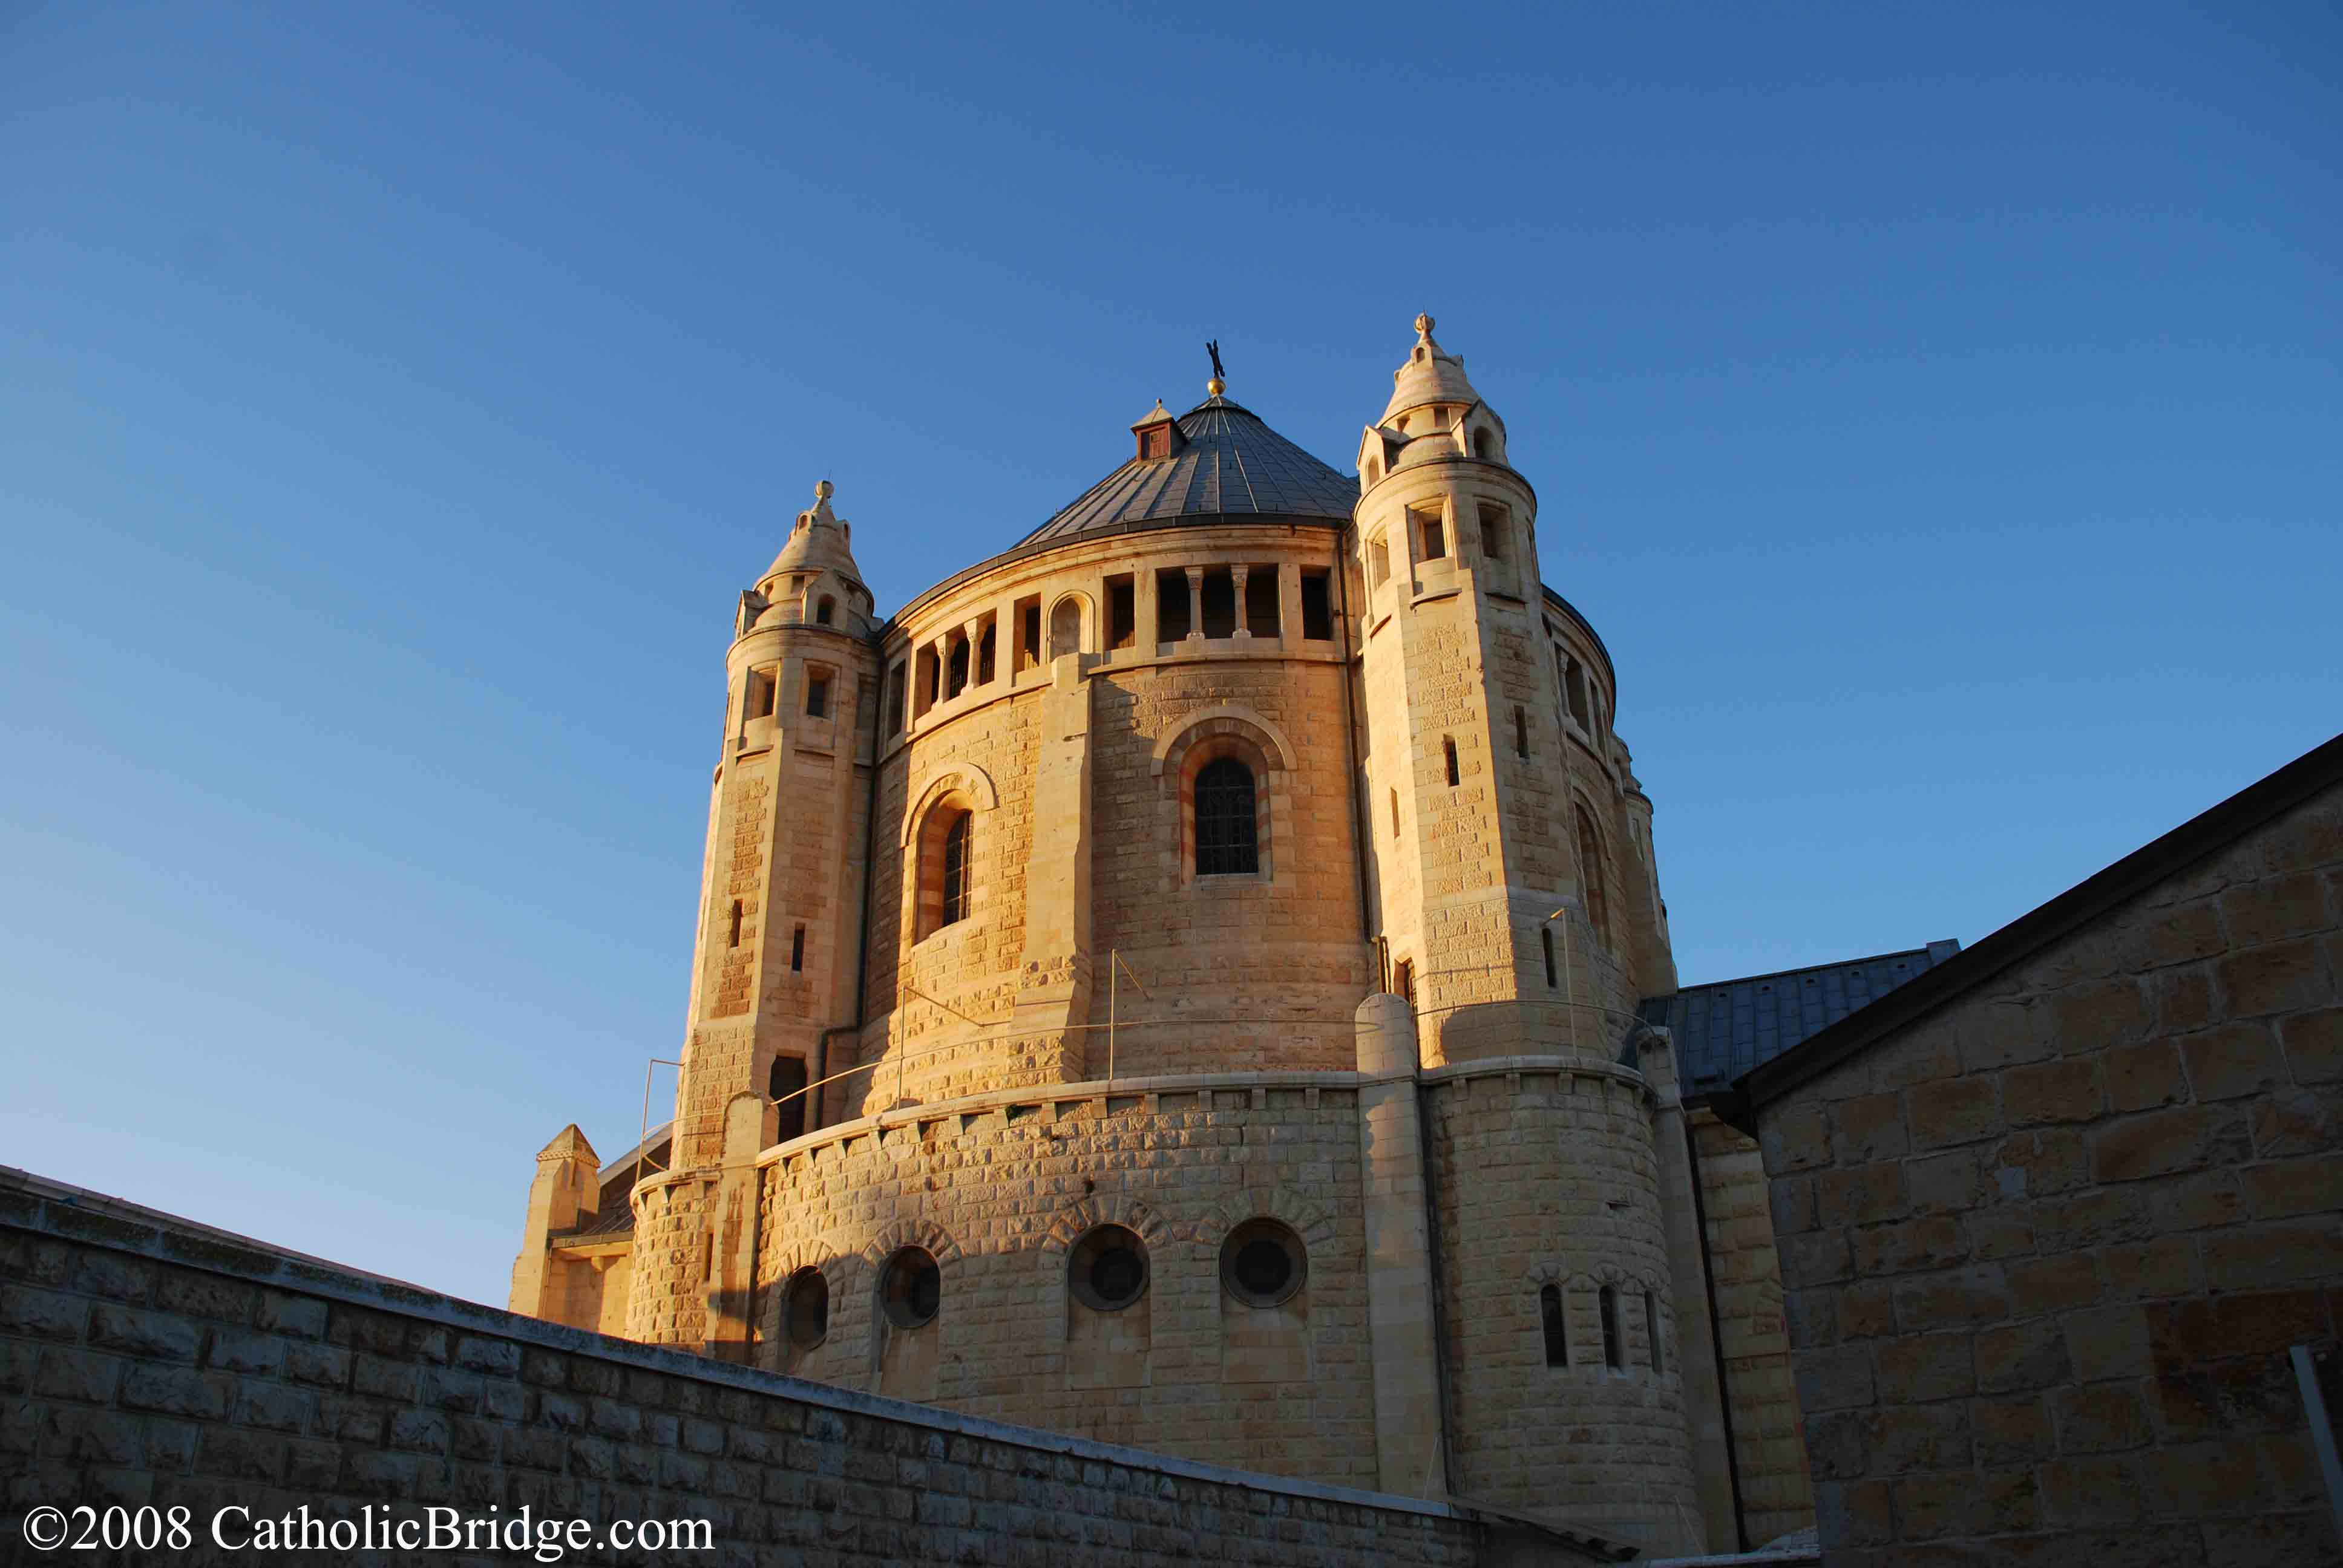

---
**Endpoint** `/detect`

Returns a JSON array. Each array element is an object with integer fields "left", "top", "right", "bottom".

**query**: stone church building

[{"left": 507, "top": 316, "right": 1954, "bottom": 1557}]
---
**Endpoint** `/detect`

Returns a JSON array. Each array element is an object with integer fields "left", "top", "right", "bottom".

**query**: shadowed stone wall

[{"left": 1754, "top": 779, "right": 2343, "bottom": 1566}]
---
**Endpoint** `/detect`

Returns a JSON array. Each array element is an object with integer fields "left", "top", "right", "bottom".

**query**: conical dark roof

[{"left": 1015, "top": 397, "right": 1357, "bottom": 549}]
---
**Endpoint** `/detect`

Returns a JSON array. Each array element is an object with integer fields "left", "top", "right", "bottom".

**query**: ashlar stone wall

[
  {"left": 752, "top": 1077, "right": 1380, "bottom": 1488},
  {"left": 1759, "top": 781, "right": 2343, "bottom": 1566}
]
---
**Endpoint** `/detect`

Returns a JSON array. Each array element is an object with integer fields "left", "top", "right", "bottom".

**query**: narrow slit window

[
  {"left": 1389, "top": 788, "right": 1400, "bottom": 838},
  {"left": 1394, "top": 959, "right": 1415, "bottom": 1005},
  {"left": 1513, "top": 706, "right": 1529, "bottom": 759},
  {"left": 1443, "top": 737, "right": 1459, "bottom": 788},
  {"left": 1541, "top": 928, "right": 1556, "bottom": 988},
  {"left": 1645, "top": 1292, "right": 1664, "bottom": 1374},
  {"left": 790, "top": 924, "right": 805, "bottom": 972},
  {"left": 1600, "top": 1286, "right": 1622, "bottom": 1369},
  {"left": 768, "top": 1056, "right": 808, "bottom": 1143},
  {"left": 1539, "top": 1284, "right": 1567, "bottom": 1367},
  {"left": 727, "top": 900, "right": 742, "bottom": 949}
]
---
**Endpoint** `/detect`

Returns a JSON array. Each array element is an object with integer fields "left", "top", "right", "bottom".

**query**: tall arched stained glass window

[{"left": 1194, "top": 759, "right": 1259, "bottom": 877}]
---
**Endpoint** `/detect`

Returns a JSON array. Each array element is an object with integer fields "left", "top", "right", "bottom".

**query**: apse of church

[{"left": 510, "top": 318, "right": 1783, "bottom": 1557}]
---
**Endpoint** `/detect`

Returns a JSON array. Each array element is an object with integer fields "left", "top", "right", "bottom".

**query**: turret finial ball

[
  {"left": 1414, "top": 312, "right": 1435, "bottom": 337},
  {"left": 815, "top": 479, "right": 833, "bottom": 501}
]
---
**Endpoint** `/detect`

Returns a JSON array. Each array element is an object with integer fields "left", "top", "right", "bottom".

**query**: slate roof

[
  {"left": 1639, "top": 941, "right": 1962, "bottom": 1100},
  {"left": 1014, "top": 397, "right": 1358, "bottom": 549}
]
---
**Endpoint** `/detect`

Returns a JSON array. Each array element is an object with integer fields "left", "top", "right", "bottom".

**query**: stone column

[
  {"left": 963, "top": 618, "right": 982, "bottom": 691},
  {"left": 1011, "top": 655, "right": 1094, "bottom": 1079},
  {"left": 703, "top": 1091, "right": 773, "bottom": 1365},
  {"left": 1353, "top": 993, "right": 1446, "bottom": 1497},
  {"left": 1642, "top": 1027, "right": 1738, "bottom": 1550},
  {"left": 1184, "top": 567, "right": 1204, "bottom": 644},
  {"left": 1230, "top": 564, "right": 1252, "bottom": 644}
]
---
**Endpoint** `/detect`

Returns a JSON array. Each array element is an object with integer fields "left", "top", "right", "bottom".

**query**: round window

[
  {"left": 1067, "top": 1224, "right": 1149, "bottom": 1312},
  {"left": 1219, "top": 1218, "right": 1307, "bottom": 1308},
  {"left": 879, "top": 1247, "right": 940, "bottom": 1329},
  {"left": 783, "top": 1267, "right": 828, "bottom": 1350}
]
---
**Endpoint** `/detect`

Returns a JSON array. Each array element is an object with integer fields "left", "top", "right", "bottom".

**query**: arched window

[
  {"left": 1393, "top": 959, "right": 1415, "bottom": 1005},
  {"left": 1539, "top": 1284, "right": 1567, "bottom": 1367},
  {"left": 1194, "top": 758, "right": 1259, "bottom": 877},
  {"left": 816, "top": 596, "right": 835, "bottom": 626},
  {"left": 1049, "top": 597, "right": 1082, "bottom": 658},
  {"left": 1599, "top": 1285, "right": 1622, "bottom": 1369},
  {"left": 941, "top": 814, "right": 971, "bottom": 927},
  {"left": 1443, "top": 737, "right": 1459, "bottom": 788},
  {"left": 1473, "top": 426, "right": 1494, "bottom": 460},
  {"left": 1365, "top": 457, "right": 1381, "bottom": 485},
  {"left": 1576, "top": 805, "right": 1609, "bottom": 949}
]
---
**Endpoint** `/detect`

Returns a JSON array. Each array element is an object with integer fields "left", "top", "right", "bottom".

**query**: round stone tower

[{"left": 626, "top": 480, "right": 882, "bottom": 1356}]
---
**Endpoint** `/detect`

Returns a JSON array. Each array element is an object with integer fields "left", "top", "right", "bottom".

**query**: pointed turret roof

[
  {"left": 761, "top": 480, "right": 867, "bottom": 589},
  {"left": 536, "top": 1124, "right": 600, "bottom": 1165},
  {"left": 1380, "top": 312, "right": 1483, "bottom": 425}
]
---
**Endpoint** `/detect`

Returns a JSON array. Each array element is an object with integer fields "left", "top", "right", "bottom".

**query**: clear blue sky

[{"left": 4, "top": 4, "right": 2336, "bottom": 1308}]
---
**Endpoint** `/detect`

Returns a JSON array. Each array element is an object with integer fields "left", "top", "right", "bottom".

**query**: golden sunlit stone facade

[{"left": 510, "top": 318, "right": 1795, "bottom": 1557}]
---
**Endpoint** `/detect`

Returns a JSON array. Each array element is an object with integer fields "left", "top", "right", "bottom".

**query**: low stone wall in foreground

[{"left": 0, "top": 1166, "right": 1620, "bottom": 1565}]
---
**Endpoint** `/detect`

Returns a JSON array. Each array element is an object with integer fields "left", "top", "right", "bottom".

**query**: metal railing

[{"left": 628, "top": 949, "right": 1651, "bottom": 1192}]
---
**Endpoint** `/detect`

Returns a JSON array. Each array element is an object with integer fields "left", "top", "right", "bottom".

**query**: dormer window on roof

[{"left": 1131, "top": 400, "right": 1183, "bottom": 462}]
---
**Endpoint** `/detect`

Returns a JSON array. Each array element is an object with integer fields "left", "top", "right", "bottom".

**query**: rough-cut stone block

[
  {"left": 2180, "top": 1022, "right": 2284, "bottom": 1101},
  {"left": 1872, "top": 1333, "right": 1974, "bottom": 1404},
  {"left": 1830, "top": 1094, "right": 1910, "bottom": 1165},
  {"left": 1856, "top": 1214, "right": 1967, "bottom": 1276},
  {"left": 1905, "top": 1148, "right": 1985, "bottom": 1215},
  {"left": 2008, "top": 1253, "right": 2102, "bottom": 1317},
  {"left": 1971, "top": 1394, "right": 2054, "bottom": 1465},
  {"left": 2046, "top": 979, "right": 2152, "bottom": 1054},
  {"left": 1892, "top": 1465, "right": 2040, "bottom": 1540},
  {"left": 2216, "top": 939, "right": 2329, "bottom": 1019},
  {"left": 2089, "top": 1106, "right": 2250, "bottom": 1184},
  {"left": 1792, "top": 1345, "right": 1875, "bottom": 1413},
  {"left": 2280, "top": 1005, "right": 2343, "bottom": 1083},
  {"left": 1818, "top": 1163, "right": 1907, "bottom": 1229},
  {"left": 1975, "top": 1318, "right": 2071, "bottom": 1394},
  {"left": 2005, "top": 1056, "right": 2107, "bottom": 1126},
  {"left": 1906, "top": 1077, "right": 2002, "bottom": 1150},
  {"left": 2097, "top": 1238, "right": 2203, "bottom": 1302}
]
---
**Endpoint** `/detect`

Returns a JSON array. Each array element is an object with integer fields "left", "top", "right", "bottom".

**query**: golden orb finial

[
  {"left": 1414, "top": 312, "right": 1435, "bottom": 338},
  {"left": 814, "top": 479, "right": 833, "bottom": 501}
]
